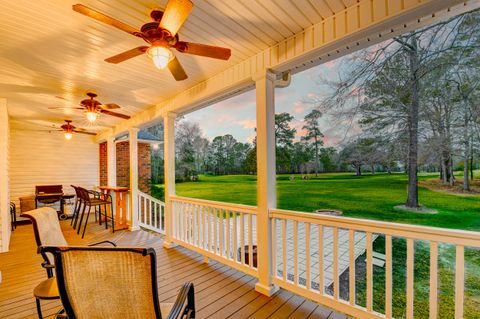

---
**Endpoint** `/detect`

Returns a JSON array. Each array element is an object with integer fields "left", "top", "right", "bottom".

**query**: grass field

[
  {"left": 152, "top": 172, "right": 480, "bottom": 318},
  {"left": 165, "top": 172, "right": 480, "bottom": 231}
]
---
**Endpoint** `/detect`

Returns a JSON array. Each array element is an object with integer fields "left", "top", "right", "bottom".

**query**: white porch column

[
  {"left": 163, "top": 112, "right": 177, "bottom": 248},
  {"left": 129, "top": 127, "right": 139, "bottom": 231},
  {"left": 106, "top": 136, "right": 116, "bottom": 186},
  {"left": 0, "top": 98, "right": 10, "bottom": 252},
  {"left": 254, "top": 70, "right": 278, "bottom": 296}
]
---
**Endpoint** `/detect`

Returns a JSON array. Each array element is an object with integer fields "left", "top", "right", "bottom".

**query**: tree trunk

[
  {"left": 441, "top": 157, "right": 448, "bottom": 184},
  {"left": 355, "top": 165, "right": 361, "bottom": 176},
  {"left": 448, "top": 155, "right": 455, "bottom": 186},
  {"left": 371, "top": 164, "right": 375, "bottom": 175},
  {"left": 463, "top": 108, "right": 470, "bottom": 191},
  {"left": 406, "top": 36, "right": 420, "bottom": 208},
  {"left": 470, "top": 155, "right": 474, "bottom": 180},
  {"left": 314, "top": 136, "right": 319, "bottom": 177}
]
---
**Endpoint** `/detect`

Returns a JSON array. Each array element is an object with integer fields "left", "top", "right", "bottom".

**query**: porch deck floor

[{"left": 0, "top": 220, "right": 350, "bottom": 319}]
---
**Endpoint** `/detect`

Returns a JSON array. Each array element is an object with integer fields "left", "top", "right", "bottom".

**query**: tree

[
  {"left": 292, "top": 141, "right": 314, "bottom": 173},
  {"left": 175, "top": 120, "right": 209, "bottom": 181},
  {"left": 316, "top": 12, "right": 479, "bottom": 208},
  {"left": 340, "top": 140, "right": 366, "bottom": 176},
  {"left": 319, "top": 147, "right": 337, "bottom": 172},
  {"left": 275, "top": 112, "right": 296, "bottom": 173},
  {"left": 302, "top": 110, "right": 324, "bottom": 176}
]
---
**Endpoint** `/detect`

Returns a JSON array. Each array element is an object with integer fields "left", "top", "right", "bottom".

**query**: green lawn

[
  {"left": 167, "top": 172, "right": 480, "bottom": 231},
  {"left": 152, "top": 172, "right": 480, "bottom": 318}
]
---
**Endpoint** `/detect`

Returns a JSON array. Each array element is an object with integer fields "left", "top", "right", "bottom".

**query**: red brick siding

[
  {"left": 99, "top": 142, "right": 108, "bottom": 186},
  {"left": 116, "top": 141, "right": 130, "bottom": 188},
  {"left": 138, "top": 143, "right": 151, "bottom": 194},
  {"left": 115, "top": 141, "right": 151, "bottom": 194}
]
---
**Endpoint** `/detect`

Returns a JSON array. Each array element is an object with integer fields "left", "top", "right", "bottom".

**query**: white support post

[
  {"left": 254, "top": 70, "right": 279, "bottom": 296},
  {"left": 106, "top": 136, "right": 116, "bottom": 186},
  {"left": 0, "top": 98, "right": 10, "bottom": 252},
  {"left": 163, "top": 112, "right": 177, "bottom": 249},
  {"left": 129, "top": 127, "right": 140, "bottom": 231}
]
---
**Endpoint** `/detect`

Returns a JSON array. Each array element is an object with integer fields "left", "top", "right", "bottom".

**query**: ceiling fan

[
  {"left": 54, "top": 120, "right": 96, "bottom": 140},
  {"left": 49, "top": 92, "right": 130, "bottom": 123},
  {"left": 72, "top": 1, "right": 231, "bottom": 81}
]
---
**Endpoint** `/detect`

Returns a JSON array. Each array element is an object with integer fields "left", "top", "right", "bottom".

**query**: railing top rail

[
  {"left": 138, "top": 190, "right": 165, "bottom": 205},
  {"left": 270, "top": 208, "right": 480, "bottom": 247},
  {"left": 170, "top": 195, "right": 258, "bottom": 214}
]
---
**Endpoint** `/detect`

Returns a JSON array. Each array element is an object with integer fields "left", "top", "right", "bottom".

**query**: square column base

[
  {"left": 163, "top": 240, "right": 178, "bottom": 249},
  {"left": 255, "top": 282, "right": 279, "bottom": 297}
]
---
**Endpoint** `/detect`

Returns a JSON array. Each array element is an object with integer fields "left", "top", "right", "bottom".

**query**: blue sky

[{"left": 183, "top": 57, "right": 361, "bottom": 147}]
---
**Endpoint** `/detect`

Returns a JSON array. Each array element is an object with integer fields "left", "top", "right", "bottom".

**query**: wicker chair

[
  {"left": 41, "top": 246, "right": 196, "bottom": 319},
  {"left": 22, "top": 207, "right": 115, "bottom": 319}
]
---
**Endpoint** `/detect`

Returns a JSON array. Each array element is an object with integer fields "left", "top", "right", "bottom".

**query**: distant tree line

[{"left": 148, "top": 9, "right": 480, "bottom": 213}]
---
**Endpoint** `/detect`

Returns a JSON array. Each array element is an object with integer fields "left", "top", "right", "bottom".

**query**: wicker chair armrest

[
  {"left": 166, "top": 282, "right": 195, "bottom": 319},
  {"left": 88, "top": 240, "right": 117, "bottom": 247}
]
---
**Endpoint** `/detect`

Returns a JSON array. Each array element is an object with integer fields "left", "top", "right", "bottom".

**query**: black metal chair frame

[
  {"left": 41, "top": 246, "right": 196, "bottom": 319},
  {"left": 10, "top": 202, "right": 17, "bottom": 231},
  {"left": 73, "top": 187, "right": 114, "bottom": 238},
  {"left": 22, "top": 210, "right": 117, "bottom": 319}
]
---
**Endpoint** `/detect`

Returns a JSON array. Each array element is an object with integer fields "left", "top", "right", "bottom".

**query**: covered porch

[
  {"left": 1, "top": 1, "right": 480, "bottom": 319},
  {"left": 0, "top": 220, "right": 348, "bottom": 319}
]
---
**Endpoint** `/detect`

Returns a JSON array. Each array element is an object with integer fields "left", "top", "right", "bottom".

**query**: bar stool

[
  {"left": 70, "top": 185, "right": 83, "bottom": 229},
  {"left": 76, "top": 187, "right": 113, "bottom": 238}
]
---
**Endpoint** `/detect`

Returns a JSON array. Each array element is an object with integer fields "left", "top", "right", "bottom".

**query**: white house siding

[
  {"left": 9, "top": 122, "right": 99, "bottom": 213},
  {"left": 0, "top": 99, "right": 10, "bottom": 252}
]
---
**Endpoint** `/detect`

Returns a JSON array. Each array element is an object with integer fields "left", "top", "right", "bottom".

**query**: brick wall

[
  {"left": 113, "top": 141, "right": 151, "bottom": 194},
  {"left": 99, "top": 142, "right": 107, "bottom": 186},
  {"left": 116, "top": 141, "right": 130, "bottom": 188},
  {"left": 138, "top": 143, "right": 151, "bottom": 194}
]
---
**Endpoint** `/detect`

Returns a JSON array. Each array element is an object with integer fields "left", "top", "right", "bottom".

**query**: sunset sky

[{"left": 183, "top": 56, "right": 362, "bottom": 147}]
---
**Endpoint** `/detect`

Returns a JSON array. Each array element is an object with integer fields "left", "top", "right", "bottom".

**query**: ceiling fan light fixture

[
  {"left": 64, "top": 132, "right": 73, "bottom": 140},
  {"left": 85, "top": 111, "right": 99, "bottom": 123},
  {"left": 147, "top": 46, "right": 173, "bottom": 70}
]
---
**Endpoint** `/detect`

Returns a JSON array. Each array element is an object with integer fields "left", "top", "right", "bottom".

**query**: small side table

[{"left": 98, "top": 186, "right": 130, "bottom": 230}]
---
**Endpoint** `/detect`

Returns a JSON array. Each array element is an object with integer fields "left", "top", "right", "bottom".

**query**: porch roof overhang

[
  {"left": 95, "top": 0, "right": 478, "bottom": 142},
  {"left": 0, "top": 0, "right": 477, "bottom": 141}
]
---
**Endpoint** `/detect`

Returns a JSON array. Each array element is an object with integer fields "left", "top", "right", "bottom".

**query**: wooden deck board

[{"left": 0, "top": 221, "right": 349, "bottom": 319}]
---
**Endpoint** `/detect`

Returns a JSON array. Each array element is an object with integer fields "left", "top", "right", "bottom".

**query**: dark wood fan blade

[
  {"left": 100, "top": 109, "right": 131, "bottom": 119},
  {"left": 168, "top": 56, "right": 188, "bottom": 81},
  {"left": 175, "top": 42, "right": 231, "bottom": 60},
  {"left": 105, "top": 46, "right": 149, "bottom": 64},
  {"left": 99, "top": 103, "right": 121, "bottom": 109},
  {"left": 159, "top": 0, "right": 193, "bottom": 37},
  {"left": 73, "top": 129, "right": 97, "bottom": 136},
  {"left": 73, "top": 4, "right": 141, "bottom": 37},
  {"left": 48, "top": 107, "right": 85, "bottom": 110}
]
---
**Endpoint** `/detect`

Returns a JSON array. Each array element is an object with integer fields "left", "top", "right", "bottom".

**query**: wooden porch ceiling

[
  {"left": 0, "top": 221, "right": 351, "bottom": 319},
  {"left": 0, "top": 0, "right": 347, "bottom": 133}
]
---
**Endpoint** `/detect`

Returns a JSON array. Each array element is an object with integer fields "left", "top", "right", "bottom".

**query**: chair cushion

[
  {"left": 23, "top": 207, "right": 68, "bottom": 247},
  {"left": 34, "top": 277, "right": 60, "bottom": 300}
]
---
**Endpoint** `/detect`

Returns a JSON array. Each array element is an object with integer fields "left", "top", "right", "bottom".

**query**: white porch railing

[
  {"left": 170, "top": 195, "right": 258, "bottom": 278},
  {"left": 138, "top": 195, "right": 479, "bottom": 319},
  {"left": 138, "top": 191, "right": 165, "bottom": 234},
  {"left": 270, "top": 209, "right": 480, "bottom": 319}
]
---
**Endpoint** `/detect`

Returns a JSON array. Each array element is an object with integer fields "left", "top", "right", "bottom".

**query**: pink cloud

[
  {"left": 324, "top": 60, "right": 338, "bottom": 69},
  {"left": 293, "top": 101, "right": 306, "bottom": 114},
  {"left": 291, "top": 120, "right": 307, "bottom": 139},
  {"left": 239, "top": 119, "right": 256, "bottom": 129},
  {"left": 216, "top": 114, "right": 234, "bottom": 123}
]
